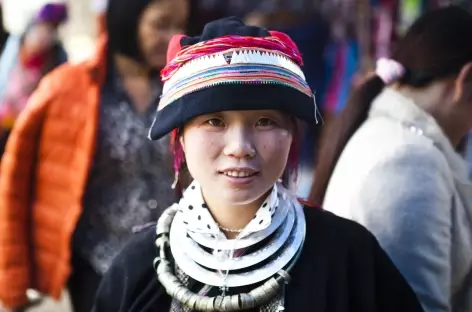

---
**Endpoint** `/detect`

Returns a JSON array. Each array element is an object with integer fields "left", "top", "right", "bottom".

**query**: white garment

[
  {"left": 324, "top": 88, "right": 472, "bottom": 312},
  {"left": 170, "top": 181, "right": 305, "bottom": 288},
  {"left": 90, "top": 0, "right": 108, "bottom": 13},
  {"left": 179, "top": 180, "right": 279, "bottom": 239}
]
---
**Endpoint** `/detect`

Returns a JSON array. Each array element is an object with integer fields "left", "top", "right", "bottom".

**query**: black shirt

[{"left": 92, "top": 206, "right": 425, "bottom": 312}]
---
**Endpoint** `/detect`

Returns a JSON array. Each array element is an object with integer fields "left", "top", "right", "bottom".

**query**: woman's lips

[{"left": 218, "top": 167, "right": 260, "bottom": 185}]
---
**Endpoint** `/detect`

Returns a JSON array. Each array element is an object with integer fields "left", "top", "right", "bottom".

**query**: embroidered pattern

[{"left": 159, "top": 63, "right": 311, "bottom": 111}]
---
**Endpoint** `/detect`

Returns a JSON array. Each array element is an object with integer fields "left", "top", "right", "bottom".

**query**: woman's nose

[{"left": 223, "top": 128, "right": 256, "bottom": 159}]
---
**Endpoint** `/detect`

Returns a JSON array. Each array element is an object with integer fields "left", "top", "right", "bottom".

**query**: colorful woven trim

[
  {"left": 159, "top": 47, "right": 312, "bottom": 111},
  {"left": 161, "top": 35, "right": 304, "bottom": 82},
  {"left": 159, "top": 63, "right": 311, "bottom": 111}
]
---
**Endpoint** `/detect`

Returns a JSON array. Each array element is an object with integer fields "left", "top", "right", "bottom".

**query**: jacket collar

[
  {"left": 369, "top": 87, "right": 469, "bottom": 184},
  {"left": 84, "top": 35, "right": 109, "bottom": 86}
]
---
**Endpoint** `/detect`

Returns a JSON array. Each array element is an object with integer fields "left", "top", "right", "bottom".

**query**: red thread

[
  {"left": 170, "top": 129, "right": 184, "bottom": 175},
  {"left": 297, "top": 199, "right": 322, "bottom": 209}
]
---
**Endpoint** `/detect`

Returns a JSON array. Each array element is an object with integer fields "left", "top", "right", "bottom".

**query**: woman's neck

[
  {"left": 113, "top": 53, "right": 155, "bottom": 112},
  {"left": 395, "top": 83, "right": 469, "bottom": 147},
  {"left": 113, "top": 53, "right": 150, "bottom": 78},
  {"left": 202, "top": 190, "right": 269, "bottom": 239}
]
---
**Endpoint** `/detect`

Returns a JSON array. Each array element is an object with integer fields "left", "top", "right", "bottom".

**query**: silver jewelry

[
  {"left": 154, "top": 196, "right": 306, "bottom": 311},
  {"left": 186, "top": 202, "right": 289, "bottom": 251},
  {"left": 173, "top": 207, "right": 296, "bottom": 271},
  {"left": 217, "top": 225, "right": 244, "bottom": 233}
]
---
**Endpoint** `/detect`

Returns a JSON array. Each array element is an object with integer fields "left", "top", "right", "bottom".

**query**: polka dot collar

[{"left": 178, "top": 180, "right": 279, "bottom": 239}]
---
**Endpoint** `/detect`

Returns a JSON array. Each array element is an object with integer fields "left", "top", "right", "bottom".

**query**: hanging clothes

[
  {"left": 371, "top": 0, "right": 396, "bottom": 59},
  {"left": 397, "top": 0, "right": 425, "bottom": 35},
  {"left": 322, "top": 40, "right": 359, "bottom": 114}
]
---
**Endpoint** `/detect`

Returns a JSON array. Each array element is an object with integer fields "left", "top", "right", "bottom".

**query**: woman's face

[
  {"left": 181, "top": 110, "right": 294, "bottom": 206},
  {"left": 23, "top": 22, "right": 56, "bottom": 54},
  {"left": 138, "top": 0, "right": 188, "bottom": 69}
]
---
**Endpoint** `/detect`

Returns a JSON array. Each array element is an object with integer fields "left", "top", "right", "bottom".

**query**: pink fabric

[
  {"left": 324, "top": 44, "right": 346, "bottom": 114},
  {"left": 162, "top": 34, "right": 304, "bottom": 82},
  {"left": 375, "top": 58, "right": 405, "bottom": 85},
  {"left": 0, "top": 64, "right": 42, "bottom": 128}
]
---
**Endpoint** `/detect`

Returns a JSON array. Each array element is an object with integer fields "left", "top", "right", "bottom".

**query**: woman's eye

[
  {"left": 256, "top": 118, "right": 276, "bottom": 127},
  {"left": 205, "top": 118, "right": 225, "bottom": 127}
]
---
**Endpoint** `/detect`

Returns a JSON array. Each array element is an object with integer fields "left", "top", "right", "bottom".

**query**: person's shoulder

[
  {"left": 304, "top": 205, "right": 364, "bottom": 231},
  {"left": 114, "top": 224, "right": 157, "bottom": 266},
  {"left": 301, "top": 206, "right": 425, "bottom": 312},
  {"left": 302, "top": 206, "right": 394, "bottom": 272},
  {"left": 303, "top": 206, "right": 376, "bottom": 247},
  {"left": 40, "top": 58, "right": 98, "bottom": 93},
  {"left": 299, "top": 206, "right": 383, "bottom": 276},
  {"left": 92, "top": 225, "right": 158, "bottom": 311},
  {"left": 35, "top": 58, "right": 104, "bottom": 116}
]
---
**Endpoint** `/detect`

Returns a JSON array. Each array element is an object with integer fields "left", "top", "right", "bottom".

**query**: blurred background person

[
  {"left": 0, "top": 2, "right": 67, "bottom": 156},
  {"left": 311, "top": 7, "right": 472, "bottom": 312},
  {"left": 0, "top": 0, "right": 188, "bottom": 311}
]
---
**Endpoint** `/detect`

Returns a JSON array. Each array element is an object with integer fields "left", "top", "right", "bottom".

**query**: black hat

[{"left": 149, "top": 17, "right": 317, "bottom": 140}]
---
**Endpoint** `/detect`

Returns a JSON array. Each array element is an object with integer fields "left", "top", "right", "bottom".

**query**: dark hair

[
  {"left": 106, "top": 0, "right": 158, "bottom": 62},
  {"left": 309, "top": 6, "right": 472, "bottom": 205}
]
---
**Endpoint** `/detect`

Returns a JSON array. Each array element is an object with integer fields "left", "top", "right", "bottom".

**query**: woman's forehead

[{"left": 198, "top": 110, "right": 287, "bottom": 119}]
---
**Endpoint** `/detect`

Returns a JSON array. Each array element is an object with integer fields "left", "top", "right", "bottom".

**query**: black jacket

[{"left": 92, "top": 207, "right": 425, "bottom": 312}]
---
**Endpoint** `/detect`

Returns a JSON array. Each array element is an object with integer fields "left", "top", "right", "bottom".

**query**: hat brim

[{"left": 149, "top": 84, "right": 316, "bottom": 140}]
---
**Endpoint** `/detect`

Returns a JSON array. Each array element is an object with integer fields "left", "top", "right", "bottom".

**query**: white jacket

[{"left": 324, "top": 88, "right": 472, "bottom": 312}]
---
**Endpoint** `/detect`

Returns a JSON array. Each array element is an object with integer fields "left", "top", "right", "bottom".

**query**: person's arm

[
  {"left": 92, "top": 227, "right": 159, "bottom": 312},
  {"left": 370, "top": 232, "right": 425, "bottom": 312},
  {"left": 0, "top": 76, "right": 50, "bottom": 309},
  {"left": 91, "top": 255, "right": 129, "bottom": 312},
  {"left": 357, "top": 144, "right": 452, "bottom": 312}
]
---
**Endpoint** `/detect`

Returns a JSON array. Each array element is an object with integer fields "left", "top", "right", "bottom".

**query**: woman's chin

[{"left": 214, "top": 188, "right": 268, "bottom": 207}]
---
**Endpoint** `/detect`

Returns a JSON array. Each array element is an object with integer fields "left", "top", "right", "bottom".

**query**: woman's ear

[{"left": 454, "top": 62, "right": 472, "bottom": 106}]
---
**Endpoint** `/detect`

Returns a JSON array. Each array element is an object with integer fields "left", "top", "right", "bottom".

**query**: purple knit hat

[{"left": 35, "top": 3, "right": 68, "bottom": 25}]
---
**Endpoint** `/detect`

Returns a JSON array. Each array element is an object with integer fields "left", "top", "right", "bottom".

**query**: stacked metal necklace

[{"left": 154, "top": 181, "right": 306, "bottom": 312}]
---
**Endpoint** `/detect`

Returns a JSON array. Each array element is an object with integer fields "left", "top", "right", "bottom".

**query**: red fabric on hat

[
  {"left": 268, "top": 30, "right": 302, "bottom": 61},
  {"left": 161, "top": 34, "right": 304, "bottom": 81},
  {"left": 166, "top": 34, "right": 187, "bottom": 65}
]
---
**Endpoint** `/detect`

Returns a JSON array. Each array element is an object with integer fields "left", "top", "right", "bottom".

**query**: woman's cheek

[{"left": 257, "top": 130, "right": 292, "bottom": 154}]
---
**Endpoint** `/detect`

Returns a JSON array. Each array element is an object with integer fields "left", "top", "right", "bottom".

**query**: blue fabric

[
  {"left": 322, "top": 40, "right": 360, "bottom": 114},
  {"left": 336, "top": 40, "right": 359, "bottom": 113},
  {"left": 0, "top": 35, "right": 21, "bottom": 101}
]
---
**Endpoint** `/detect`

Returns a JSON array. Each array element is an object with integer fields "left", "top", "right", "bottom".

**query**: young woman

[
  {"left": 92, "top": 17, "right": 424, "bottom": 312},
  {"left": 311, "top": 7, "right": 472, "bottom": 312}
]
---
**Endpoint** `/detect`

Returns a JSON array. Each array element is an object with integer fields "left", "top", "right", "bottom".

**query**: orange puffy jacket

[{"left": 0, "top": 36, "right": 108, "bottom": 308}]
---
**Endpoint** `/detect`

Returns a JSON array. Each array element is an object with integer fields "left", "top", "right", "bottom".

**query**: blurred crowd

[{"left": 0, "top": 0, "right": 472, "bottom": 311}]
